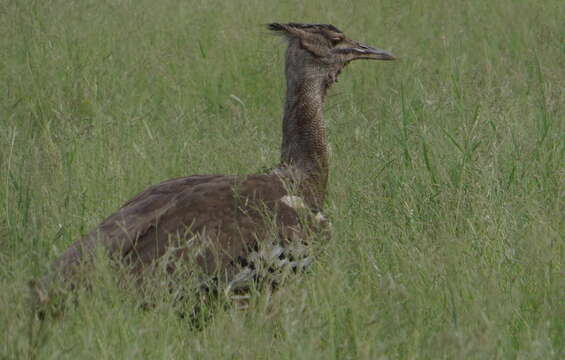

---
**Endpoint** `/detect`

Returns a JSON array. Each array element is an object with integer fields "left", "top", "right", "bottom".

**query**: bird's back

[{"left": 45, "top": 173, "right": 328, "bottom": 296}]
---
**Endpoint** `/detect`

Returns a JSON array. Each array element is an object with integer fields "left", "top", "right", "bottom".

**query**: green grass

[{"left": 1, "top": 0, "right": 563, "bottom": 358}]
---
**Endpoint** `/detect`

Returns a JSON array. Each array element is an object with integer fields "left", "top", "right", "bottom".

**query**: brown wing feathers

[{"left": 43, "top": 173, "right": 318, "bottom": 297}]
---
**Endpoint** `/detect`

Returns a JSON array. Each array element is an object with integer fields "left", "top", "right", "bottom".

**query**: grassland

[{"left": 1, "top": 0, "right": 563, "bottom": 358}]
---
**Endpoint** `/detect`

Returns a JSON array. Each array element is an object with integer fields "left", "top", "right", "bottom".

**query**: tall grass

[{"left": 1, "top": 0, "right": 563, "bottom": 358}]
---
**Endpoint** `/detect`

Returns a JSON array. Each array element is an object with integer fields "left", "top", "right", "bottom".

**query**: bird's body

[
  {"left": 32, "top": 23, "right": 395, "bottom": 307},
  {"left": 50, "top": 173, "right": 327, "bottom": 293}
]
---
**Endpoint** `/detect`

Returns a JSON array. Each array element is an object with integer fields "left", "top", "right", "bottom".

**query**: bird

[{"left": 31, "top": 23, "right": 395, "bottom": 309}]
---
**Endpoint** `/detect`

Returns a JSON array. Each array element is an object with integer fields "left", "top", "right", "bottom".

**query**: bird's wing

[{"left": 51, "top": 174, "right": 300, "bottom": 278}]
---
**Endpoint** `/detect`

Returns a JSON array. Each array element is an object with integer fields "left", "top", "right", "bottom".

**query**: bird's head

[{"left": 268, "top": 22, "right": 395, "bottom": 88}]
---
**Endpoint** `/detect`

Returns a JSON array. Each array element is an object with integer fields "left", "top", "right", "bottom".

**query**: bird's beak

[{"left": 353, "top": 43, "right": 396, "bottom": 61}]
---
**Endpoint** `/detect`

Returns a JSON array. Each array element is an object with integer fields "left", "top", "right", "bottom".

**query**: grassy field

[{"left": 1, "top": 0, "right": 563, "bottom": 358}]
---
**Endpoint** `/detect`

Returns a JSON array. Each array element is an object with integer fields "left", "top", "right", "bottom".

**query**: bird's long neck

[{"left": 279, "top": 61, "right": 329, "bottom": 209}]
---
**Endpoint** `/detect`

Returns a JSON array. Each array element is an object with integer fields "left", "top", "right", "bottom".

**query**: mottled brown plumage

[{"left": 32, "top": 23, "right": 395, "bottom": 306}]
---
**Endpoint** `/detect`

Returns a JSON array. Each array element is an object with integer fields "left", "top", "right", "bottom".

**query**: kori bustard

[{"left": 32, "top": 23, "right": 395, "bottom": 306}]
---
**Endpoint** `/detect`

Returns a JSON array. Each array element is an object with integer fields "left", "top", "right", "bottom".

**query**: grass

[{"left": 1, "top": 0, "right": 563, "bottom": 358}]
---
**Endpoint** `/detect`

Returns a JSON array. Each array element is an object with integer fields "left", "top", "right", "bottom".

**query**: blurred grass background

[{"left": 1, "top": 0, "right": 563, "bottom": 358}]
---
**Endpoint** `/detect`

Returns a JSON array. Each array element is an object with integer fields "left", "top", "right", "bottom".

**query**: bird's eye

[{"left": 329, "top": 37, "right": 343, "bottom": 45}]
